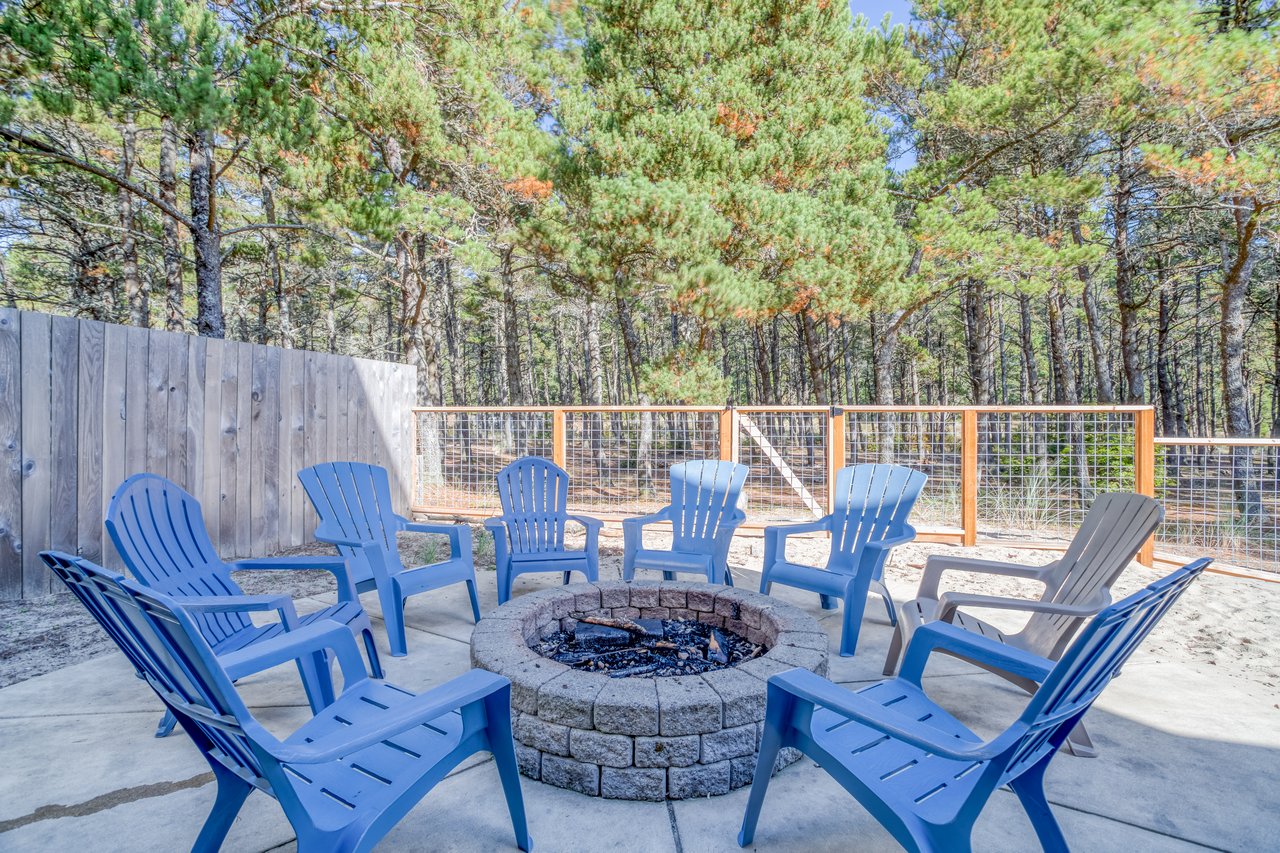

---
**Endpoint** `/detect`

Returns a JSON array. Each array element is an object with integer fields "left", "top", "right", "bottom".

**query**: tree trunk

[
  {"left": 160, "top": 117, "right": 184, "bottom": 332},
  {"left": 1219, "top": 200, "right": 1265, "bottom": 521},
  {"left": 962, "top": 281, "right": 993, "bottom": 405},
  {"left": 1018, "top": 293, "right": 1044, "bottom": 404},
  {"left": 799, "top": 311, "right": 829, "bottom": 404},
  {"left": 118, "top": 119, "right": 146, "bottom": 326},
  {"left": 1071, "top": 221, "right": 1115, "bottom": 403},
  {"left": 261, "top": 169, "right": 291, "bottom": 347},
  {"left": 1113, "top": 136, "right": 1144, "bottom": 402},
  {"left": 499, "top": 246, "right": 525, "bottom": 404},
  {"left": 189, "top": 130, "right": 224, "bottom": 337}
]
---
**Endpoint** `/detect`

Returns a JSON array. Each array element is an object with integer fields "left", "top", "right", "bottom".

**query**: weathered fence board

[{"left": 0, "top": 310, "right": 417, "bottom": 600}]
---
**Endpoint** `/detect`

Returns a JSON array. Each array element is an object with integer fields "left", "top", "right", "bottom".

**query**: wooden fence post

[
  {"left": 961, "top": 409, "right": 978, "bottom": 547},
  {"left": 552, "top": 407, "right": 567, "bottom": 469},
  {"left": 827, "top": 407, "right": 845, "bottom": 514},
  {"left": 1134, "top": 407, "right": 1156, "bottom": 567},
  {"left": 719, "top": 407, "right": 737, "bottom": 462}
]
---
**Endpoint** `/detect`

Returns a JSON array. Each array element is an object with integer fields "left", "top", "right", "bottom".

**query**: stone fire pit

[{"left": 470, "top": 580, "right": 828, "bottom": 801}]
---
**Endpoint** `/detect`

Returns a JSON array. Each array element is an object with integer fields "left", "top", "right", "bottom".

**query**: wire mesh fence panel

[
  {"left": 975, "top": 411, "right": 1137, "bottom": 541},
  {"left": 736, "top": 410, "right": 827, "bottom": 522},
  {"left": 844, "top": 410, "right": 963, "bottom": 532},
  {"left": 1156, "top": 441, "right": 1280, "bottom": 573},
  {"left": 414, "top": 410, "right": 554, "bottom": 513},
  {"left": 563, "top": 410, "right": 721, "bottom": 516}
]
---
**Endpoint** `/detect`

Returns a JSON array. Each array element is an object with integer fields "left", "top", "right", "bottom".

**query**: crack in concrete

[
  {"left": 0, "top": 772, "right": 214, "bottom": 834},
  {"left": 666, "top": 800, "right": 684, "bottom": 853}
]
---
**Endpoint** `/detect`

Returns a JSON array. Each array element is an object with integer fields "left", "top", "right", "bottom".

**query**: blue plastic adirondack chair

[
  {"left": 485, "top": 457, "right": 602, "bottom": 604},
  {"left": 738, "top": 558, "right": 1210, "bottom": 853},
  {"left": 106, "top": 474, "right": 381, "bottom": 736},
  {"left": 299, "top": 462, "right": 480, "bottom": 657},
  {"left": 44, "top": 553, "right": 532, "bottom": 853},
  {"left": 622, "top": 460, "right": 749, "bottom": 586},
  {"left": 760, "top": 464, "right": 926, "bottom": 657}
]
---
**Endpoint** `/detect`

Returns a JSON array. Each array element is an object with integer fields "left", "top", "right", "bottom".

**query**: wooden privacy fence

[
  {"left": 410, "top": 406, "right": 1280, "bottom": 575},
  {"left": 0, "top": 309, "right": 417, "bottom": 600}
]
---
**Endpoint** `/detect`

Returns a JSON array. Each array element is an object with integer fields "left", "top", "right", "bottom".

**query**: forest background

[{"left": 1, "top": 0, "right": 1278, "bottom": 443}]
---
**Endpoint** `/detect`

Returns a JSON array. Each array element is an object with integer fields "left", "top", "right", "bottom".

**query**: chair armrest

[
  {"left": 181, "top": 594, "right": 298, "bottom": 629},
  {"left": 917, "top": 554, "right": 1056, "bottom": 600},
  {"left": 179, "top": 594, "right": 294, "bottom": 616},
  {"left": 402, "top": 520, "right": 471, "bottom": 563},
  {"left": 764, "top": 517, "right": 831, "bottom": 543},
  {"left": 768, "top": 668, "right": 1003, "bottom": 761},
  {"left": 272, "top": 670, "right": 510, "bottom": 763},
  {"left": 566, "top": 514, "right": 604, "bottom": 531},
  {"left": 936, "top": 590, "right": 1109, "bottom": 624},
  {"left": 863, "top": 523, "right": 918, "bottom": 553},
  {"left": 897, "top": 621, "right": 1053, "bottom": 686},
  {"left": 229, "top": 555, "right": 361, "bottom": 604},
  {"left": 218, "top": 619, "right": 370, "bottom": 687},
  {"left": 230, "top": 556, "right": 344, "bottom": 571},
  {"left": 314, "top": 525, "right": 368, "bottom": 549}
]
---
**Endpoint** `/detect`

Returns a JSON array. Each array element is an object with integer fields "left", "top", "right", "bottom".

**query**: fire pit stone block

[
  {"left": 570, "top": 729, "right": 634, "bottom": 768},
  {"left": 601, "top": 767, "right": 667, "bottom": 801},
  {"left": 634, "top": 735, "right": 701, "bottom": 768},
  {"left": 669, "top": 760, "right": 732, "bottom": 798},
  {"left": 656, "top": 675, "right": 723, "bottom": 736},
  {"left": 474, "top": 580, "right": 827, "bottom": 800},
  {"left": 594, "top": 678, "right": 659, "bottom": 735}
]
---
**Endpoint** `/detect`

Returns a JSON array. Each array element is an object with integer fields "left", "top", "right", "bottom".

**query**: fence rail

[{"left": 411, "top": 405, "right": 1280, "bottom": 576}]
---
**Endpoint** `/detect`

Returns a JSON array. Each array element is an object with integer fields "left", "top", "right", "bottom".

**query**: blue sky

[{"left": 850, "top": 0, "right": 914, "bottom": 27}]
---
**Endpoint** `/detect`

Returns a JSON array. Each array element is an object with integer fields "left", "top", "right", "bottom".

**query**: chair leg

[
  {"left": 497, "top": 566, "right": 512, "bottom": 606},
  {"left": 662, "top": 570, "right": 675, "bottom": 581},
  {"left": 295, "top": 648, "right": 336, "bottom": 713},
  {"left": 384, "top": 601, "right": 409, "bottom": 657},
  {"left": 724, "top": 565, "right": 734, "bottom": 587},
  {"left": 484, "top": 690, "right": 534, "bottom": 852},
  {"left": 155, "top": 709, "right": 178, "bottom": 738},
  {"left": 838, "top": 583, "right": 870, "bottom": 657},
  {"left": 465, "top": 578, "right": 482, "bottom": 623},
  {"left": 1063, "top": 720, "right": 1097, "bottom": 758},
  {"left": 819, "top": 593, "right": 838, "bottom": 610},
  {"left": 738, "top": 685, "right": 796, "bottom": 847},
  {"left": 192, "top": 763, "right": 253, "bottom": 853},
  {"left": 872, "top": 580, "right": 898, "bottom": 626},
  {"left": 883, "top": 624, "right": 905, "bottom": 675},
  {"left": 1009, "top": 752, "right": 1069, "bottom": 853},
  {"left": 562, "top": 571, "right": 572, "bottom": 584},
  {"left": 362, "top": 628, "right": 384, "bottom": 679}
]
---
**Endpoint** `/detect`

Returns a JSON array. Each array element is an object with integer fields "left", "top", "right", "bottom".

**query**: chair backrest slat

[
  {"left": 1022, "top": 493, "right": 1163, "bottom": 651},
  {"left": 46, "top": 554, "right": 269, "bottom": 783},
  {"left": 668, "top": 461, "right": 748, "bottom": 551},
  {"left": 496, "top": 457, "right": 570, "bottom": 554},
  {"left": 999, "top": 559, "right": 1207, "bottom": 783},
  {"left": 299, "top": 462, "right": 402, "bottom": 567},
  {"left": 829, "top": 464, "right": 927, "bottom": 568},
  {"left": 106, "top": 474, "right": 251, "bottom": 644}
]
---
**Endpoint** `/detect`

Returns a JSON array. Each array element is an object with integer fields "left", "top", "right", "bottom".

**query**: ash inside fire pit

[{"left": 532, "top": 614, "right": 763, "bottom": 677}]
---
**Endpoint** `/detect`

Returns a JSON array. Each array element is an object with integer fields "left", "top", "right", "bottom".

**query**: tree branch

[{"left": 0, "top": 125, "right": 195, "bottom": 229}]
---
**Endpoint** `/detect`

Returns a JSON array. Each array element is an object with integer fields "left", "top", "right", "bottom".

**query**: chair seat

[
  {"left": 807, "top": 679, "right": 986, "bottom": 823},
  {"left": 901, "top": 597, "right": 1010, "bottom": 646},
  {"left": 629, "top": 549, "right": 713, "bottom": 574},
  {"left": 281, "top": 680, "right": 467, "bottom": 822},
  {"left": 766, "top": 560, "right": 857, "bottom": 598}
]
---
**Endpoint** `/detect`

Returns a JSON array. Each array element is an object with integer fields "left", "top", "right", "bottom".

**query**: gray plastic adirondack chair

[{"left": 883, "top": 491, "right": 1163, "bottom": 755}]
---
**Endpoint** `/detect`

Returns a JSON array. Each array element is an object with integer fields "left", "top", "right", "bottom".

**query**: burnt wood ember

[{"left": 532, "top": 617, "right": 764, "bottom": 677}]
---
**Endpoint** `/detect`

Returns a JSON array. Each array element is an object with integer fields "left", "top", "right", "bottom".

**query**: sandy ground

[{"left": 4, "top": 525, "right": 1276, "bottom": 696}]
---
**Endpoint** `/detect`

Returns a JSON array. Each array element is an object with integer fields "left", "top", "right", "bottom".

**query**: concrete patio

[{"left": 2, "top": 548, "right": 1275, "bottom": 852}]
